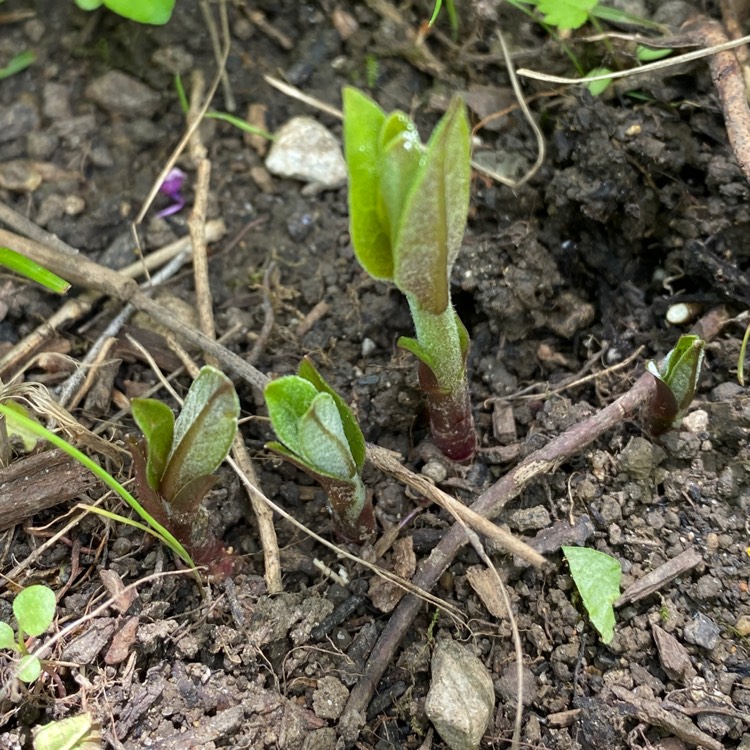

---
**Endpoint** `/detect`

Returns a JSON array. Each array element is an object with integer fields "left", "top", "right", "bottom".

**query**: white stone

[
  {"left": 425, "top": 640, "right": 495, "bottom": 750},
  {"left": 265, "top": 117, "right": 347, "bottom": 190}
]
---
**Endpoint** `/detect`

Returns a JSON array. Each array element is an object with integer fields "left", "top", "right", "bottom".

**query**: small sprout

[
  {"left": 585, "top": 67, "right": 613, "bottom": 97},
  {"left": 264, "top": 359, "right": 375, "bottom": 542},
  {"left": 343, "top": 87, "right": 476, "bottom": 462},
  {"left": 0, "top": 584, "right": 57, "bottom": 685},
  {"left": 563, "top": 546, "right": 621, "bottom": 643},
  {"left": 156, "top": 167, "right": 186, "bottom": 218},
  {"left": 131, "top": 366, "right": 240, "bottom": 574},
  {"left": 645, "top": 334, "right": 705, "bottom": 435}
]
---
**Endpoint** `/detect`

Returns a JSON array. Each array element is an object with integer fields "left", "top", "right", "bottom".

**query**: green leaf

[
  {"left": 102, "top": 0, "right": 175, "bottom": 24},
  {"left": 14, "top": 585, "right": 56, "bottom": 638},
  {"left": 0, "top": 621, "right": 16, "bottom": 650},
  {"left": 18, "top": 654, "right": 42, "bottom": 683},
  {"left": 160, "top": 366, "right": 239, "bottom": 503},
  {"left": 298, "top": 393, "right": 357, "bottom": 479},
  {"left": 75, "top": 0, "right": 103, "bottom": 9},
  {"left": 131, "top": 398, "right": 174, "bottom": 490},
  {"left": 0, "top": 248, "right": 70, "bottom": 293},
  {"left": 397, "top": 335, "right": 434, "bottom": 371},
  {"left": 0, "top": 51, "right": 35, "bottom": 81},
  {"left": 264, "top": 376, "right": 319, "bottom": 458},
  {"left": 378, "top": 111, "right": 423, "bottom": 249},
  {"left": 297, "top": 358, "right": 366, "bottom": 470},
  {"left": 585, "top": 67, "right": 613, "bottom": 97},
  {"left": 343, "top": 87, "right": 393, "bottom": 281},
  {"left": 534, "top": 0, "right": 597, "bottom": 30},
  {"left": 392, "top": 96, "right": 470, "bottom": 314},
  {"left": 563, "top": 546, "right": 621, "bottom": 643},
  {"left": 32, "top": 712, "right": 95, "bottom": 750},
  {"left": 636, "top": 45, "right": 673, "bottom": 62}
]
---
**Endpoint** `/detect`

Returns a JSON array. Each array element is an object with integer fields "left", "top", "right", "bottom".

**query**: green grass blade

[
  {"left": 0, "top": 247, "right": 70, "bottom": 293},
  {"left": 0, "top": 403, "right": 194, "bottom": 569},
  {"left": 0, "top": 51, "right": 35, "bottom": 80},
  {"left": 204, "top": 111, "right": 275, "bottom": 141}
]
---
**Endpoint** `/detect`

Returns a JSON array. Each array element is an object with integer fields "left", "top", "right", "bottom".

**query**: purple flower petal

[{"left": 156, "top": 167, "right": 187, "bottom": 218}]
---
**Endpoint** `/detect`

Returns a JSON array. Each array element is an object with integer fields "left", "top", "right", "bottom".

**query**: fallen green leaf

[{"left": 563, "top": 546, "right": 621, "bottom": 643}]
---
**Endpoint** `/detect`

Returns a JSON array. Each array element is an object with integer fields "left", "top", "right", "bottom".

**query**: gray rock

[
  {"left": 0, "top": 101, "right": 39, "bottom": 144},
  {"left": 312, "top": 676, "right": 349, "bottom": 720},
  {"left": 508, "top": 505, "right": 551, "bottom": 532},
  {"left": 265, "top": 117, "right": 347, "bottom": 191},
  {"left": 425, "top": 639, "right": 495, "bottom": 750},
  {"left": 85, "top": 70, "right": 161, "bottom": 117},
  {"left": 619, "top": 437, "right": 659, "bottom": 480},
  {"left": 684, "top": 613, "right": 720, "bottom": 650}
]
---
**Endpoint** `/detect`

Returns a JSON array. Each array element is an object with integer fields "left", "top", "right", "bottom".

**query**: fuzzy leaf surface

[
  {"left": 343, "top": 87, "right": 392, "bottom": 280},
  {"left": 264, "top": 376, "right": 319, "bottom": 458},
  {"left": 14, "top": 585, "right": 56, "bottom": 637},
  {"left": 297, "top": 358, "right": 365, "bottom": 470},
  {"left": 131, "top": 398, "right": 174, "bottom": 490},
  {"left": 393, "top": 97, "right": 470, "bottom": 313},
  {"left": 563, "top": 546, "right": 621, "bottom": 643},
  {"left": 161, "top": 366, "right": 239, "bottom": 503},
  {"left": 298, "top": 393, "right": 356, "bottom": 479},
  {"left": 31, "top": 712, "right": 94, "bottom": 750}
]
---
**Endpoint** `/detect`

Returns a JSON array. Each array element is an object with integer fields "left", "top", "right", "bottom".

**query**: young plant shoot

[
  {"left": 343, "top": 87, "right": 476, "bottom": 462},
  {"left": 645, "top": 334, "right": 705, "bottom": 435},
  {"left": 264, "top": 359, "right": 375, "bottom": 542},
  {"left": 0, "top": 584, "right": 57, "bottom": 685},
  {"left": 131, "top": 365, "right": 240, "bottom": 574}
]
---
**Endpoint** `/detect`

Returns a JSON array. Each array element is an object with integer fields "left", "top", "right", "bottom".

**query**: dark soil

[{"left": 1, "top": 1, "right": 750, "bottom": 749}]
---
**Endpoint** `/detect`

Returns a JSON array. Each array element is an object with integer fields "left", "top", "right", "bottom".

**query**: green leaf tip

[{"left": 563, "top": 546, "right": 621, "bottom": 643}]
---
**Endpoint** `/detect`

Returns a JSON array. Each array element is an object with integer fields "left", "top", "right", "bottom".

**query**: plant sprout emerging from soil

[
  {"left": 131, "top": 365, "right": 240, "bottom": 573},
  {"left": 264, "top": 358, "right": 375, "bottom": 542},
  {"left": 343, "top": 87, "right": 476, "bottom": 463},
  {"left": 0, "top": 584, "right": 56, "bottom": 684},
  {"left": 645, "top": 334, "right": 705, "bottom": 436}
]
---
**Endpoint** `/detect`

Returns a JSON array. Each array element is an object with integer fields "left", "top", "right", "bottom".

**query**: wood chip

[
  {"left": 0, "top": 449, "right": 98, "bottom": 530},
  {"left": 652, "top": 624, "right": 697, "bottom": 683},
  {"left": 616, "top": 548, "right": 703, "bottom": 607},
  {"left": 465, "top": 565, "right": 507, "bottom": 619}
]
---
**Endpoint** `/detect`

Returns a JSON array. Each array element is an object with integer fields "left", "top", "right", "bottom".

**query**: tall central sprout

[{"left": 343, "top": 88, "right": 476, "bottom": 462}]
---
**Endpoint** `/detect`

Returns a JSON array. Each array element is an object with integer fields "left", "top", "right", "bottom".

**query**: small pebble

[
  {"left": 265, "top": 117, "right": 347, "bottom": 190},
  {"left": 683, "top": 612, "right": 720, "bottom": 650},
  {"left": 85, "top": 70, "right": 161, "bottom": 117},
  {"left": 422, "top": 459, "right": 448, "bottom": 483}
]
